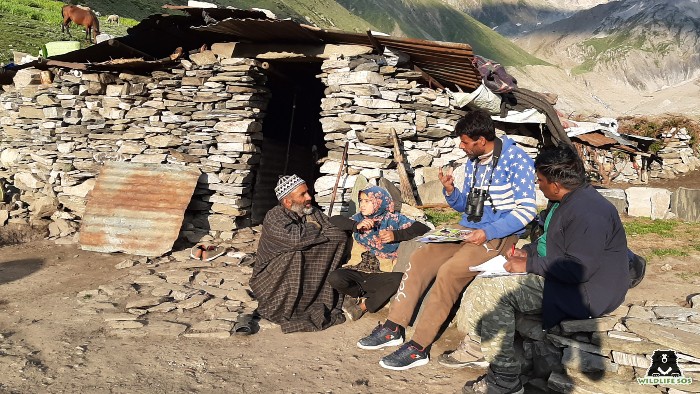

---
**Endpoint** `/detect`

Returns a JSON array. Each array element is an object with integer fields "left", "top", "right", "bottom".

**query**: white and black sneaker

[
  {"left": 379, "top": 342, "right": 429, "bottom": 371},
  {"left": 357, "top": 323, "right": 404, "bottom": 350}
]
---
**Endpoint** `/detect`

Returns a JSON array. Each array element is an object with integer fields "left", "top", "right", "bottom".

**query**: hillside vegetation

[{"left": 0, "top": 0, "right": 136, "bottom": 64}]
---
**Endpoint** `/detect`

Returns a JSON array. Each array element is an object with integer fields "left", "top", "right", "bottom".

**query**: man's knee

[{"left": 327, "top": 269, "right": 347, "bottom": 289}]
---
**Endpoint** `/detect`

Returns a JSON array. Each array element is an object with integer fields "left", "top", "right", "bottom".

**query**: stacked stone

[
  {"left": 315, "top": 55, "right": 469, "bottom": 214},
  {"left": 0, "top": 53, "right": 269, "bottom": 241},
  {"left": 457, "top": 297, "right": 700, "bottom": 393},
  {"left": 653, "top": 127, "right": 700, "bottom": 180},
  {"left": 76, "top": 226, "right": 261, "bottom": 338}
]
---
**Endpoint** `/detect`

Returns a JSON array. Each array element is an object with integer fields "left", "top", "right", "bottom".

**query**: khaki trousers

[{"left": 387, "top": 226, "right": 518, "bottom": 347}]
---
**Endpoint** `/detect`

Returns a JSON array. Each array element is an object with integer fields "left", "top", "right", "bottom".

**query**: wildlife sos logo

[{"left": 637, "top": 350, "right": 693, "bottom": 386}]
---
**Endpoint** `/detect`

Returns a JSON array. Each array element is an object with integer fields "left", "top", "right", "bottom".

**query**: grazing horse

[
  {"left": 107, "top": 14, "right": 119, "bottom": 25},
  {"left": 61, "top": 5, "right": 100, "bottom": 44}
]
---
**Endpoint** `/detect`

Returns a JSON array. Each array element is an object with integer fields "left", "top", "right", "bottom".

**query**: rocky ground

[{"left": 0, "top": 212, "right": 699, "bottom": 393}]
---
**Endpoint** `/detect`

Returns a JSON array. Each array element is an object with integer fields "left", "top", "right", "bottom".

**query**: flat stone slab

[
  {"left": 125, "top": 297, "right": 164, "bottom": 309},
  {"left": 653, "top": 306, "right": 699, "bottom": 320},
  {"left": 625, "top": 317, "right": 700, "bottom": 359},
  {"left": 103, "top": 313, "right": 140, "bottom": 322},
  {"left": 183, "top": 331, "right": 231, "bottom": 339},
  {"left": 560, "top": 316, "right": 620, "bottom": 334},
  {"left": 144, "top": 321, "right": 188, "bottom": 337},
  {"left": 108, "top": 321, "right": 145, "bottom": 330},
  {"left": 611, "top": 351, "right": 650, "bottom": 368},
  {"left": 178, "top": 294, "right": 208, "bottom": 310},
  {"left": 561, "top": 346, "right": 618, "bottom": 373}
]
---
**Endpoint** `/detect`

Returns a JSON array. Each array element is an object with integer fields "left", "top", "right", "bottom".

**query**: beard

[{"left": 290, "top": 201, "right": 314, "bottom": 215}]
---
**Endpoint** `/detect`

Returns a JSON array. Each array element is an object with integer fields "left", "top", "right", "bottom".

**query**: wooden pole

[
  {"left": 390, "top": 128, "right": 418, "bottom": 206},
  {"left": 328, "top": 141, "right": 349, "bottom": 215}
]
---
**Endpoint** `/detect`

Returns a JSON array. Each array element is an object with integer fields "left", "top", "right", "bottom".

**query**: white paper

[
  {"left": 470, "top": 255, "right": 527, "bottom": 278},
  {"left": 469, "top": 255, "right": 508, "bottom": 272}
]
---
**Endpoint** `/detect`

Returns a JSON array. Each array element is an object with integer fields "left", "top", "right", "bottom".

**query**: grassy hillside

[
  {"left": 338, "top": 0, "right": 547, "bottom": 66},
  {"left": 1, "top": 0, "right": 546, "bottom": 68},
  {"left": 0, "top": 0, "right": 136, "bottom": 64}
]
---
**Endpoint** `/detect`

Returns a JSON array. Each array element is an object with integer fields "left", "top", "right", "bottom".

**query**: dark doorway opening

[{"left": 251, "top": 61, "right": 327, "bottom": 224}]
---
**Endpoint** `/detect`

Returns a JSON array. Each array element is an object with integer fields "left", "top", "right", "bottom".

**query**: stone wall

[
  {"left": 314, "top": 55, "right": 540, "bottom": 214},
  {"left": 0, "top": 55, "right": 269, "bottom": 242},
  {"left": 576, "top": 128, "right": 700, "bottom": 185},
  {"left": 454, "top": 296, "right": 700, "bottom": 393}
]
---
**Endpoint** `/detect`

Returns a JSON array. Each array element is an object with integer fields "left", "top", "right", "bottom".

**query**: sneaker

[
  {"left": 379, "top": 342, "right": 430, "bottom": 371},
  {"left": 357, "top": 323, "right": 404, "bottom": 350},
  {"left": 462, "top": 373, "right": 524, "bottom": 394},
  {"left": 438, "top": 340, "right": 488, "bottom": 369},
  {"left": 342, "top": 297, "right": 366, "bottom": 321}
]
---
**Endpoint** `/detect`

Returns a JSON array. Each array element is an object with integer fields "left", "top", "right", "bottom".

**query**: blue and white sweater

[{"left": 444, "top": 136, "right": 537, "bottom": 240}]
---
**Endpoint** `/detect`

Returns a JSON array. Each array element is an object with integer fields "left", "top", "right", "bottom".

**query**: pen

[{"left": 510, "top": 244, "right": 515, "bottom": 257}]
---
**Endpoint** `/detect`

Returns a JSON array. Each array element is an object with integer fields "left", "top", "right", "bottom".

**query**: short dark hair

[
  {"left": 454, "top": 109, "right": 496, "bottom": 141},
  {"left": 535, "top": 144, "right": 587, "bottom": 189}
]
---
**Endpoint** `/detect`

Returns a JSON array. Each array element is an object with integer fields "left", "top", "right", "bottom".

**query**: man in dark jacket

[{"left": 456, "top": 144, "right": 629, "bottom": 394}]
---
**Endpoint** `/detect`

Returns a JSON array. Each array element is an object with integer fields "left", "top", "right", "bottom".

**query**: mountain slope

[
  {"left": 514, "top": 0, "right": 700, "bottom": 90},
  {"left": 438, "top": 0, "right": 611, "bottom": 37},
  {"left": 336, "top": 0, "right": 547, "bottom": 66}
]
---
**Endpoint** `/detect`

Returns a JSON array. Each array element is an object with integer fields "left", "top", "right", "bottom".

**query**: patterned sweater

[{"left": 444, "top": 135, "right": 537, "bottom": 240}]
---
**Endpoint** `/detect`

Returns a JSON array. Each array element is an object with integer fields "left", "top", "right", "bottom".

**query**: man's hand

[
  {"left": 463, "top": 229, "right": 487, "bottom": 245},
  {"left": 379, "top": 230, "right": 395, "bottom": 243},
  {"left": 438, "top": 166, "right": 455, "bottom": 195},
  {"left": 356, "top": 218, "right": 374, "bottom": 231},
  {"left": 507, "top": 248, "right": 527, "bottom": 259},
  {"left": 505, "top": 256, "right": 527, "bottom": 273}
]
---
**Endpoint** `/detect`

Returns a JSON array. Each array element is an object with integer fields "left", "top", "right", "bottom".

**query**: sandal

[
  {"left": 232, "top": 313, "right": 258, "bottom": 336},
  {"left": 202, "top": 245, "right": 226, "bottom": 262},
  {"left": 190, "top": 245, "right": 203, "bottom": 259}
]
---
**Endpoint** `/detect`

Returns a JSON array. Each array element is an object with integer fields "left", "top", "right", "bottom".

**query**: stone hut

[{"left": 0, "top": 7, "right": 568, "bottom": 246}]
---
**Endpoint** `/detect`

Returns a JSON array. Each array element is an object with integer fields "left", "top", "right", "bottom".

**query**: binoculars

[{"left": 466, "top": 188, "right": 489, "bottom": 222}]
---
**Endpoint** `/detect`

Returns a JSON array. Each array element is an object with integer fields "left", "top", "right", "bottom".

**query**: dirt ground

[{"left": 0, "top": 218, "right": 699, "bottom": 393}]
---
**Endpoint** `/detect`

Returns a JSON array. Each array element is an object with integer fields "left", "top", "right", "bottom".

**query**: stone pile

[
  {"left": 458, "top": 298, "right": 700, "bottom": 393},
  {"left": 75, "top": 226, "right": 262, "bottom": 338},
  {"left": 0, "top": 52, "right": 269, "bottom": 241},
  {"left": 653, "top": 128, "right": 700, "bottom": 180},
  {"left": 315, "top": 55, "right": 472, "bottom": 214}
]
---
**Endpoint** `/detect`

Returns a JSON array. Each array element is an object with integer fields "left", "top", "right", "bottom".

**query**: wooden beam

[
  {"left": 413, "top": 64, "right": 444, "bottom": 90},
  {"left": 366, "top": 30, "right": 384, "bottom": 54}
]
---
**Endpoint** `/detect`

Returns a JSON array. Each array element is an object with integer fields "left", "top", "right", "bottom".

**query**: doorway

[{"left": 251, "top": 60, "right": 327, "bottom": 224}]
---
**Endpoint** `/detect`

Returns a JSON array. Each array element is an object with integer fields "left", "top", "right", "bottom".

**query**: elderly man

[
  {"left": 456, "top": 144, "right": 629, "bottom": 394},
  {"left": 250, "top": 174, "right": 347, "bottom": 333}
]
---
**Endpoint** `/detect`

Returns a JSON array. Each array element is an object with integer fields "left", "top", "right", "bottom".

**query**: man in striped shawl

[{"left": 250, "top": 174, "right": 347, "bottom": 333}]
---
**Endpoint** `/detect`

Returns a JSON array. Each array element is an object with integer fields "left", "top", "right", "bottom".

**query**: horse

[
  {"left": 106, "top": 14, "right": 119, "bottom": 24},
  {"left": 61, "top": 5, "right": 100, "bottom": 44}
]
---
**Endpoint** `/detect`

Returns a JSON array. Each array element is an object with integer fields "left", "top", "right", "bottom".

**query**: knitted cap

[{"left": 275, "top": 174, "right": 305, "bottom": 200}]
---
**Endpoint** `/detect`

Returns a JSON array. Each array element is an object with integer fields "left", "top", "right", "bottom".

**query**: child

[{"left": 329, "top": 186, "right": 429, "bottom": 321}]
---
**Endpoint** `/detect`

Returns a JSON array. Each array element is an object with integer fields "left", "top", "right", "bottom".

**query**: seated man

[
  {"left": 457, "top": 144, "right": 629, "bottom": 394},
  {"left": 328, "top": 186, "right": 430, "bottom": 321},
  {"left": 250, "top": 174, "right": 347, "bottom": 333},
  {"left": 356, "top": 109, "right": 537, "bottom": 370}
]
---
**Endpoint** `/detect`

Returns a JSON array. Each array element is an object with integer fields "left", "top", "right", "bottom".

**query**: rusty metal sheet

[
  {"left": 79, "top": 162, "right": 200, "bottom": 257},
  {"left": 572, "top": 132, "right": 618, "bottom": 147}
]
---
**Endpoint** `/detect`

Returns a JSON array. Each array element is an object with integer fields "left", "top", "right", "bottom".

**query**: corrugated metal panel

[
  {"left": 193, "top": 20, "right": 481, "bottom": 89},
  {"left": 79, "top": 162, "right": 201, "bottom": 257},
  {"left": 572, "top": 132, "right": 618, "bottom": 147}
]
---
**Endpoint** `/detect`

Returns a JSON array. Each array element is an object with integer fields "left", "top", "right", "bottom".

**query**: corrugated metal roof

[
  {"left": 571, "top": 132, "right": 618, "bottom": 147},
  {"left": 192, "top": 19, "right": 481, "bottom": 89},
  {"left": 79, "top": 162, "right": 201, "bottom": 257}
]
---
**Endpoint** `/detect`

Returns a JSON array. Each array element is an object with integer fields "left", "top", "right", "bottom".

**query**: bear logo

[{"left": 646, "top": 350, "right": 683, "bottom": 377}]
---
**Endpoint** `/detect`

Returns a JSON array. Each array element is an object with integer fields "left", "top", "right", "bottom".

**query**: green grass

[
  {"left": 676, "top": 271, "right": 700, "bottom": 282},
  {"left": 649, "top": 248, "right": 688, "bottom": 258},
  {"left": 623, "top": 218, "right": 678, "bottom": 238},
  {"left": 0, "top": 0, "right": 135, "bottom": 64},
  {"left": 424, "top": 208, "right": 461, "bottom": 227}
]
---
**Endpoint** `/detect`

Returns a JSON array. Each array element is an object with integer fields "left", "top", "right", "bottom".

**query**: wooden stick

[
  {"left": 390, "top": 128, "right": 418, "bottom": 206},
  {"left": 328, "top": 141, "right": 349, "bottom": 215}
]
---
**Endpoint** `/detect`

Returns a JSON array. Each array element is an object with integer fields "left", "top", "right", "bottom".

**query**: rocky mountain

[
  {"left": 439, "top": 0, "right": 611, "bottom": 37},
  {"left": 514, "top": 0, "right": 700, "bottom": 91}
]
